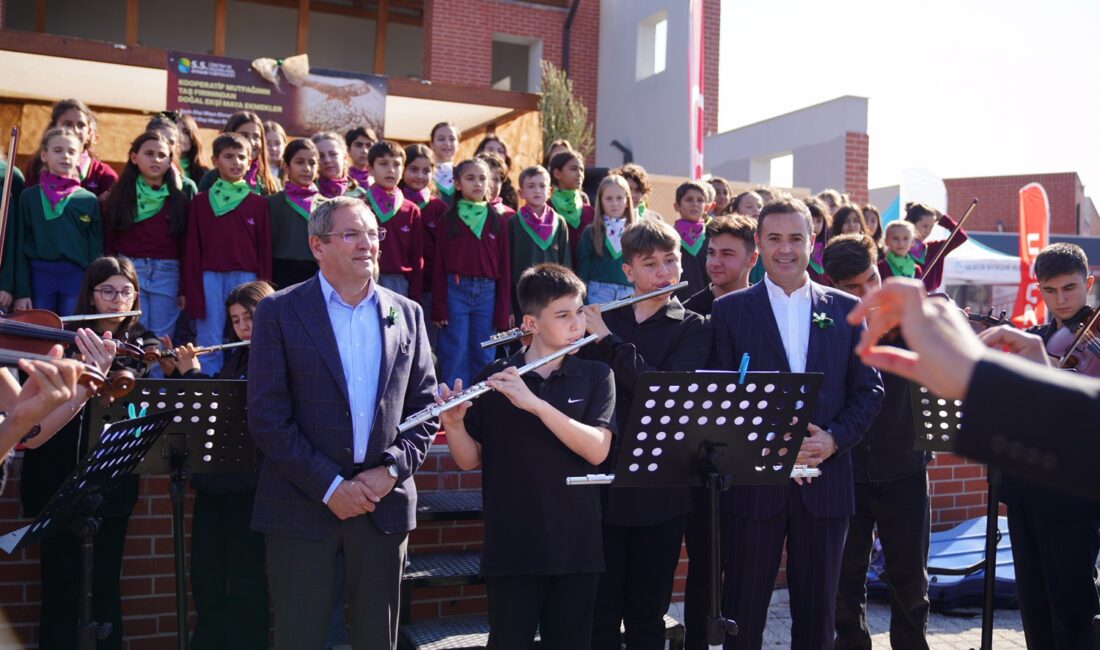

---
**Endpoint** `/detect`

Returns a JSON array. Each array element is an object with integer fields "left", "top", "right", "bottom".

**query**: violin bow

[
  {"left": 921, "top": 197, "right": 978, "bottom": 279},
  {"left": 0, "top": 127, "right": 18, "bottom": 272}
]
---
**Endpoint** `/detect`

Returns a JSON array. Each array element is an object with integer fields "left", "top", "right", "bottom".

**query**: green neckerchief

[
  {"left": 38, "top": 186, "right": 88, "bottom": 221},
  {"left": 516, "top": 210, "right": 558, "bottom": 251},
  {"left": 367, "top": 187, "right": 405, "bottom": 224},
  {"left": 208, "top": 178, "right": 251, "bottom": 216},
  {"left": 636, "top": 202, "right": 646, "bottom": 218},
  {"left": 180, "top": 157, "right": 191, "bottom": 175},
  {"left": 885, "top": 250, "right": 917, "bottom": 277},
  {"left": 680, "top": 233, "right": 705, "bottom": 258},
  {"left": 435, "top": 180, "right": 455, "bottom": 201},
  {"left": 604, "top": 233, "right": 623, "bottom": 259},
  {"left": 808, "top": 257, "right": 824, "bottom": 275},
  {"left": 550, "top": 188, "right": 583, "bottom": 228},
  {"left": 457, "top": 199, "right": 489, "bottom": 239},
  {"left": 135, "top": 176, "right": 169, "bottom": 223}
]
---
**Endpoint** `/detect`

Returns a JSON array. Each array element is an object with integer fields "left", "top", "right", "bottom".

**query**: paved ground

[{"left": 668, "top": 594, "right": 1026, "bottom": 649}]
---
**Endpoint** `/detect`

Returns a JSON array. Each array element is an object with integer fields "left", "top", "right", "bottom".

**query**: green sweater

[
  {"left": 14, "top": 186, "right": 103, "bottom": 298},
  {"left": 576, "top": 224, "right": 630, "bottom": 286},
  {"left": 267, "top": 192, "right": 314, "bottom": 261}
]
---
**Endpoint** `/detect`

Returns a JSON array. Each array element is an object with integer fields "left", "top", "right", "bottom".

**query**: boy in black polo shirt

[
  {"left": 823, "top": 234, "right": 932, "bottom": 650},
  {"left": 439, "top": 263, "right": 615, "bottom": 650},
  {"left": 581, "top": 218, "right": 711, "bottom": 650}
]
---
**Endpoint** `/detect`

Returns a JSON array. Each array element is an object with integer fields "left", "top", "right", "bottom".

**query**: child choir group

[{"left": 0, "top": 96, "right": 973, "bottom": 650}]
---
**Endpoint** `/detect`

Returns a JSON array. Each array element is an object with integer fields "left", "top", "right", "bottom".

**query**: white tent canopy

[{"left": 942, "top": 236, "right": 1020, "bottom": 285}]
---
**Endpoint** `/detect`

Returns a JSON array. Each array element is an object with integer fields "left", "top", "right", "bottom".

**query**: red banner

[
  {"left": 1011, "top": 183, "right": 1049, "bottom": 327},
  {"left": 688, "top": 0, "right": 704, "bottom": 180}
]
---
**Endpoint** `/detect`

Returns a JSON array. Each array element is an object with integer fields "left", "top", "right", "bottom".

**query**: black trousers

[
  {"left": 485, "top": 573, "right": 600, "bottom": 650},
  {"left": 189, "top": 490, "right": 269, "bottom": 650},
  {"left": 36, "top": 513, "right": 132, "bottom": 650},
  {"left": 684, "top": 487, "right": 725, "bottom": 650},
  {"left": 835, "top": 471, "right": 930, "bottom": 650},
  {"left": 1008, "top": 502, "right": 1100, "bottom": 650},
  {"left": 591, "top": 516, "right": 686, "bottom": 650}
]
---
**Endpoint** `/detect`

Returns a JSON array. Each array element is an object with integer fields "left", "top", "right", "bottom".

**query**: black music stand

[
  {"left": 0, "top": 411, "right": 178, "bottom": 650},
  {"left": 88, "top": 378, "right": 254, "bottom": 650},
  {"left": 910, "top": 382, "right": 998, "bottom": 650},
  {"left": 612, "top": 371, "right": 824, "bottom": 648}
]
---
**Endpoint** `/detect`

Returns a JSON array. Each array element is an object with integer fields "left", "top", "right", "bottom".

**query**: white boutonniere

[{"left": 812, "top": 312, "right": 834, "bottom": 329}]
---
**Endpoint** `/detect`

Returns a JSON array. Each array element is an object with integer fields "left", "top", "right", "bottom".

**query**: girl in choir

[
  {"left": 345, "top": 125, "right": 377, "bottom": 187},
  {"left": 475, "top": 134, "right": 519, "bottom": 211},
  {"left": 730, "top": 190, "right": 763, "bottom": 220},
  {"left": 615, "top": 162, "right": 656, "bottom": 219},
  {"left": 402, "top": 143, "right": 447, "bottom": 346},
  {"left": 429, "top": 121, "right": 458, "bottom": 203},
  {"left": 12, "top": 127, "right": 103, "bottom": 315},
  {"left": 805, "top": 196, "right": 833, "bottom": 284},
  {"left": 475, "top": 151, "right": 516, "bottom": 220},
  {"left": 264, "top": 120, "right": 288, "bottom": 182},
  {"left": 905, "top": 202, "right": 968, "bottom": 291},
  {"left": 431, "top": 158, "right": 511, "bottom": 386},
  {"left": 24, "top": 98, "right": 118, "bottom": 197},
  {"left": 102, "top": 131, "right": 189, "bottom": 338},
  {"left": 863, "top": 203, "right": 884, "bottom": 253},
  {"left": 542, "top": 138, "right": 573, "bottom": 169},
  {"left": 146, "top": 114, "right": 199, "bottom": 197},
  {"left": 173, "top": 280, "right": 274, "bottom": 650},
  {"left": 183, "top": 132, "right": 272, "bottom": 376},
  {"left": 21, "top": 255, "right": 158, "bottom": 650},
  {"left": 268, "top": 138, "right": 320, "bottom": 289},
  {"left": 548, "top": 149, "right": 594, "bottom": 262},
  {"left": 708, "top": 176, "right": 734, "bottom": 216},
  {"left": 178, "top": 113, "right": 212, "bottom": 186},
  {"left": 830, "top": 205, "right": 868, "bottom": 238},
  {"left": 577, "top": 174, "right": 635, "bottom": 304},
  {"left": 311, "top": 131, "right": 367, "bottom": 200},
  {"left": 197, "top": 111, "right": 280, "bottom": 195}
]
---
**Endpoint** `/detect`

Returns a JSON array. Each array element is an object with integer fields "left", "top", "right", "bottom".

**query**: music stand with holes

[
  {"left": 909, "top": 382, "right": 998, "bottom": 650},
  {"left": 571, "top": 371, "right": 824, "bottom": 649},
  {"left": 88, "top": 378, "right": 253, "bottom": 650},
  {"left": 0, "top": 411, "right": 178, "bottom": 650}
]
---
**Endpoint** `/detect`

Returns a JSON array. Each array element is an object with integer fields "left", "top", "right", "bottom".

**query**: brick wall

[
  {"left": 844, "top": 131, "right": 869, "bottom": 205},
  {"left": 944, "top": 172, "right": 1084, "bottom": 234},
  {"left": 421, "top": 0, "right": 600, "bottom": 149},
  {"left": 703, "top": 0, "right": 720, "bottom": 136}
]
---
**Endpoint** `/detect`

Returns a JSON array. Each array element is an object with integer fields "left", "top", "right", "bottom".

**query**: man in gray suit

[{"left": 248, "top": 196, "right": 438, "bottom": 649}]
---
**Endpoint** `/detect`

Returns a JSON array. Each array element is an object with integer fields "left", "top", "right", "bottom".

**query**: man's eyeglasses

[
  {"left": 94, "top": 287, "right": 136, "bottom": 300},
  {"left": 320, "top": 229, "right": 386, "bottom": 244}
]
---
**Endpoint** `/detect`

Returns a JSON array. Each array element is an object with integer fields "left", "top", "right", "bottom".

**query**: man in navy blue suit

[
  {"left": 248, "top": 196, "right": 438, "bottom": 649},
  {"left": 709, "top": 198, "right": 883, "bottom": 649}
]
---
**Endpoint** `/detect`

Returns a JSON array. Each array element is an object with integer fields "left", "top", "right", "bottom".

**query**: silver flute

[
  {"left": 480, "top": 281, "right": 690, "bottom": 350},
  {"left": 565, "top": 465, "right": 822, "bottom": 485},
  {"left": 59, "top": 310, "right": 142, "bottom": 323},
  {"left": 398, "top": 333, "right": 599, "bottom": 433}
]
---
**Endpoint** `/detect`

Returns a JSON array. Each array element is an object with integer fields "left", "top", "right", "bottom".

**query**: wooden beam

[
  {"left": 373, "top": 0, "right": 388, "bottom": 75},
  {"left": 34, "top": 0, "right": 46, "bottom": 32},
  {"left": 125, "top": 0, "right": 138, "bottom": 46},
  {"left": 0, "top": 29, "right": 167, "bottom": 68},
  {"left": 387, "top": 77, "right": 540, "bottom": 111},
  {"left": 296, "top": 0, "right": 309, "bottom": 54},
  {"left": 234, "top": 0, "right": 421, "bottom": 26},
  {"left": 213, "top": 0, "right": 226, "bottom": 55}
]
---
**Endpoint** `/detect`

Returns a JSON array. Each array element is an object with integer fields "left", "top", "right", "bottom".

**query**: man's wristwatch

[{"left": 381, "top": 455, "right": 399, "bottom": 481}]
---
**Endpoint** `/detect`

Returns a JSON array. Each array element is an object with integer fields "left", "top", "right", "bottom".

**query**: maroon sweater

[
  {"left": 103, "top": 201, "right": 186, "bottom": 261},
  {"left": 877, "top": 257, "right": 924, "bottom": 281},
  {"left": 376, "top": 195, "right": 424, "bottom": 300},
  {"left": 431, "top": 208, "right": 511, "bottom": 331},
  {"left": 182, "top": 192, "right": 272, "bottom": 319},
  {"left": 25, "top": 158, "right": 118, "bottom": 197},
  {"left": 916, "top": 213, "right": 968, "bottom": 291},
  {"left": 419, "top": 197, "right": 449, "bottom": 295}
]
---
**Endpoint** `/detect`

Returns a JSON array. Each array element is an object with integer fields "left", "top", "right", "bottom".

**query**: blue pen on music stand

[{"left": 738, "top": 353, "right": 750, "bottom": 384}]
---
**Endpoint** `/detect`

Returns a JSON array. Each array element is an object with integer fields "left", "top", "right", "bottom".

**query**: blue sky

[{"left": 718, "top": 0, "right": 1099, "bottom": 198}]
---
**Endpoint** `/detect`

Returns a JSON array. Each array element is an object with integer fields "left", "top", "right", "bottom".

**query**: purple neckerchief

[
  {"left": 521, "top": 204, "right": 555, "bottom": 243},
  {"left": 370, "top": 183, "right": 399, "bottom": 214},
  {"left": 40, "top": 170, "right": 81, "bottom": 208},
  {"left": 285, "top": 181, "right": 318, "bottom": 215},
  {"left": 674, "top": 218, "right": 704, "bottom": 246},
  {"left": 402, "top": 185, "right": 431, "bottom": 207},
  {"left": 348, "top": 166, "right": 372, "bottom": 187},
  {"left": 317, "top": 175, "right": 349, "bottom": 198},
  {"left": 243, "top": 159, "right": 259, "bottom": 190}
]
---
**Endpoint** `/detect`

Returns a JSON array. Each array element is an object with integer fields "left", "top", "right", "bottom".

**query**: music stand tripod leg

[
  {"left": 168, "top": 436, "right": 190, "bottom": 650},
  {"left": 976, "top": 469, "right": 1001, "bottom": 650},
  {"left": 74, "top": 514, "right": 111, "bottom": 650},
  {"left": 701, "top": 446, "right": 737, "bottom": 648}
]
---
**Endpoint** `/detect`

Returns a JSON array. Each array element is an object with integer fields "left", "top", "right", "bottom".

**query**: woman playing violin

[{"left": 20, "top": 255, "right": 157, "bottom": 650}]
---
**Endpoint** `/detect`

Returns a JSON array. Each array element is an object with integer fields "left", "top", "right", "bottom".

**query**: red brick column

[{"left": 844, "top": 131, "right": 869, "bottom": 205}]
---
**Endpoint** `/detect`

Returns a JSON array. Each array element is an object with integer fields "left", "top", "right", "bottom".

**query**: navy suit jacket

[
  {"left": 709, "top": 279, "right": 883, "bottom": 519},
  {"left": 248, "top": 274, "right": 439, "bottom": 539}
]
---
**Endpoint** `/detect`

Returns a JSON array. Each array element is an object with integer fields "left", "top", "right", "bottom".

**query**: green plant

[{"left": 539, "top": 60, "right": 593, "bottom": 158}]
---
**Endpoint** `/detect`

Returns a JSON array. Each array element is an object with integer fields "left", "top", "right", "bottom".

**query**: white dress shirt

[{"left": 763, "top": 274, "right": 812, "bottom": 373}]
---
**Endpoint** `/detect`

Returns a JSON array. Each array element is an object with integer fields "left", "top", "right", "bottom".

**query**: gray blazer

[{"left": 248, "top": 274, "right": 438, "bottom": 539}]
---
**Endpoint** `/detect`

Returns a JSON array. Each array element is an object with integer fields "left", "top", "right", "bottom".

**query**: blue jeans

[
  {"left": 586, "top": 280, "right": 633, "bottom": 305},
  {"left": 198, "top": 270, "right": 256, "bottom": 376},
  {"left": 438, "top": 276, "right": 495, "bottom": 388},
  {"left": 378, "top": 273, "right": 409, "bottom": 297},
  {"left": 29, "top": 259, "right": 85, "bottom": 316},
  {"left": 128, "top": 257, "right": 181, "bottom": 338}
]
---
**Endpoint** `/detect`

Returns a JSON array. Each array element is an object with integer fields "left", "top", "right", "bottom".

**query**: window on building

[
  {"left": 491, "top": 35, "right": 543, "bottom": 93},
  {"left": 636, "top": 11, "right": 668, "bottom": 80},
  {"left": 770, "top": 154, "right": 794, "bottom": 188}
]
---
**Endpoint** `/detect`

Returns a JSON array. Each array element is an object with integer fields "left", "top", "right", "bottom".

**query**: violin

[
  {"left": 1045, "top": 306, "right": 1100, "bottom": 377},
  {"left": 0, "top": 347, "right": 136, "bottom": 401},
  {"left": 967, "top": 307, "right": 1011, "bottom": 331},
  {"left": 0, "top": 309, "right": 148, "bottom": 361}
]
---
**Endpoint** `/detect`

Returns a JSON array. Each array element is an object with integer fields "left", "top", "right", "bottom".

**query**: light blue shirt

[{"left": 318, "top": 271, "right": 382, "bottom": 503}]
